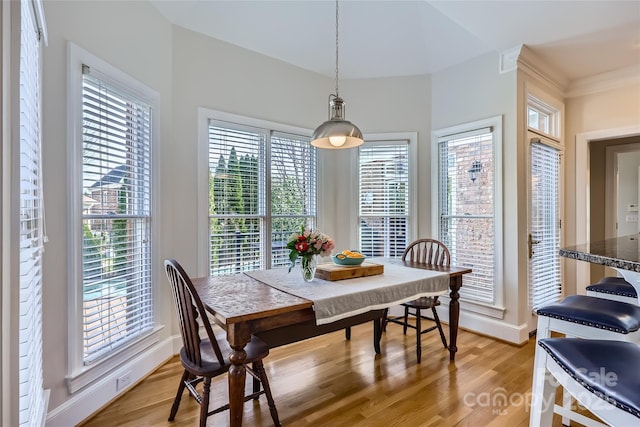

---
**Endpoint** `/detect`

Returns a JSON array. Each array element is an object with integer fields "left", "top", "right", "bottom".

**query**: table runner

[{"left": 244, "top": 258, "right": 449, "bottom": 325}]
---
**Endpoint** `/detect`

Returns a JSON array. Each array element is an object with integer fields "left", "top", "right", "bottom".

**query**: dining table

[
  {"left": 559, "top": 234, "right": 640, "bottom": 298},
  {"left": 192, "top": 257, "right": 472, "bottom": 427}
]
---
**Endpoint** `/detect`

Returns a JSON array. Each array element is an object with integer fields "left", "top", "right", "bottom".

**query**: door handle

[{"left": 528, "top": 234, "right": 541, "bottom": 259}]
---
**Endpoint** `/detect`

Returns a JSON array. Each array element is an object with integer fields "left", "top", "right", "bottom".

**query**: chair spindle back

[
  {"left": 402, "top": 238, "right": 450, "bottom": 267},
  {"left": 165, "top": 259, "right": 225, "bottom": 367}
]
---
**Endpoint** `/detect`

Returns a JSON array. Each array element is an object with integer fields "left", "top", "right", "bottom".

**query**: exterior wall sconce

[{"left": 468, "top": 160, "right": 482, "bottom": 182}]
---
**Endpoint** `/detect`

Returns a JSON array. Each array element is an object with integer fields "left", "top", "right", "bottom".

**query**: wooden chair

[
  {"left": 164, "top": 259, "right": 281, "bottom": 427},
  {"left": 530, "top": 338, "right": 640, "bottom": 426},
  {"left": 383, "top": 238, "right": 449, "bottom": 363}
]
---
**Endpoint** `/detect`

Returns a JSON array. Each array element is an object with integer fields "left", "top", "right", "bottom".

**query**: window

[
  {"left": 18, "top": 1, "right": 47, "bottom": 425},
  {"left": 69, "top": 44, "right": 158, "bottom": 384},
  {"left": 437, "top": 120, "right": 502, "bottom": 305},
  {"left": 358, "top": 138, "right": 412, "bottom": 257},
  {"left": 79, "top": 68, "right": 153, "bottom": 363},
  {"left": 205, "top": 112, "right": 316, "bottom": 275},
  {"left": 527, "top": 95, "right": 560, "bottom": 139}
]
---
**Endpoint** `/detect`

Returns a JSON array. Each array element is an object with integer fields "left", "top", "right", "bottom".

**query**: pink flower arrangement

[{"left": 286, "top": 225, "right": 335, "bottom": 272}]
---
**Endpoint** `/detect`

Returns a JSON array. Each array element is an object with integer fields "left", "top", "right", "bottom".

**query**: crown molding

[
  {"left": 515, "top": 45, "right": 569, "bottom": 93},
  {"left": 565, "top": 64, "right": 640, "bottom": 98}
]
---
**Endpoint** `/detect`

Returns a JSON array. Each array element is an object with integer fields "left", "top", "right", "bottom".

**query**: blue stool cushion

[
  {"left": 536, "top": 295, "right": 640, "bottom": 333},
  {"left": 586, "top": 277, "right": 637, "bottom": 298},
  {"left": 538, "top": 338, "right": 640, "bottom": 419}
]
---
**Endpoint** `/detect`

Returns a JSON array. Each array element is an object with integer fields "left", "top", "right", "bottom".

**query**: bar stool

[
  {"left": 533, "top": 295, "right": 640, "bottom": 426},
  {"left": 530, "top": 338, "right": 640, "bottom": 426},
  {"left": 586, "top": 276, "right": 638, "bottom": 305}
]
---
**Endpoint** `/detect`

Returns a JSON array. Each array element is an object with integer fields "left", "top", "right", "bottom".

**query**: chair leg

[
  {"left": 253, "top": 361, "right": 281, "bottom": 427},
  {"left": 382, "top": 308, "right": 389, "bottom": 332},
  {"left": 373, "top": 318, "right": 382, "bottom": 354},
  {"left": 345, "top": 326, "right": 351, "bottom": 340},
  {"left": 199, "top": 377, "right": 212, "bottom": 427},
  {"left": 529, "top": 349, "right": 557, "bottom": 427},
  {"left": 416, "top": 308, "right": 422, "bottom": 363},
  {"left": 403, "top": 306, "right": 410, "bottom": 335},
  {"left": 252, "top": 362, "right": 260, "bottom": 397},
  {"left": 169, "top": 369, "right": 190, "bottom": 421},
  {"left": 432, "top": 307, "right": 448, "bottom": 349}
]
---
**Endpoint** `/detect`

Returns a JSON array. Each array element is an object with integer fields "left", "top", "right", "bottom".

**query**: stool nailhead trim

[{"left": 535, "top": 312, "right": 629, "bottom": 334}]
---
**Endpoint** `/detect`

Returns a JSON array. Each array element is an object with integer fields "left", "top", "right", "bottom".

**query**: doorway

[
  {"left": 590, "top": 137, "right": 640, "bottom": 280},
  {"left": 575, "top": 127, "right": 640, "bottom": 292}
]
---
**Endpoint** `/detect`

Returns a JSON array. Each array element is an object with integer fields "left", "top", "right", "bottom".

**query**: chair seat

[
  {"left": 402, "top": 297, "right": 441, "bottom": 309},
  {"left": 180, "top": 334, "right": 270, "bottom": 376},
  {"left": 536, "top": 295, "right": 640, "bottom": 334},
  {"left": 538, "top": 338, "right": 640, "bottom": 419},
  {"left": 586, "top": 277, "right": 637, "bottom": 298}
]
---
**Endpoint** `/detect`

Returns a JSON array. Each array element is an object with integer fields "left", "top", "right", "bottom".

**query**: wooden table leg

[
  {"left": 227, "top": 324, "right": 251, "bottom": 427},
  {"left": 448, "top": 275, "right": 462, "bottom": 361}
]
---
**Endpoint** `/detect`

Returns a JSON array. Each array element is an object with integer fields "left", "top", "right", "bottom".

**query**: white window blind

[
  {"left": 529, "top": 141, "right": 562, "bottom": 310},
  {"left": 208, "top": 120, "right": 315, "bottom": 275},
  {"left": 271, "top": 131, "right": 317, "bottom": 267},
  {"left": 18, "top": 1, "right": 47, "bottom": 425},
  {"left": 81, "top": 68, "right": 153, "bottom": 364},
  {"left": 358, "top": 141, "right": 409, "bottom": 257},
  {"left": 438, "top": 129, "right": 496, "bottom": 303}
]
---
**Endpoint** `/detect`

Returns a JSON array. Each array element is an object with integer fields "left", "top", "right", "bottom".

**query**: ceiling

[{"left": 149, "top": 0, "right": 640, "bottom": 82}]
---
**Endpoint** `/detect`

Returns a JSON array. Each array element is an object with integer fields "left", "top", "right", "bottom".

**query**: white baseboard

[
  {"left": 45, "top": 335, "right": 181, "bottom": 427},
  {"left": 388, "top": 303, "right": 529, "bottom": 345},
  {"left": 437, "top": 306, "right": 530, "bottom": 345}
]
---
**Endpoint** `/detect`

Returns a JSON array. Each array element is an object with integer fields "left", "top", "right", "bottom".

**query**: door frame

[{"left": 575, "top": 126, "right": 640, "bottom": 292}]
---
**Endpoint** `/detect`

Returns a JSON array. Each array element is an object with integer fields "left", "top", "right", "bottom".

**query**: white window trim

[
  {"left": 66, "top": 42, "right": 162, "bottom": 393},
  {"left": 525, "top": 81, "right": 564, "bottom": 143},
  {"left": 431, "top": 117, "right": 505, "bottom": 319},
  {"left": 196, "top": 108, "right": 314, "bottom": 277},
  {"left": 352, "top": 132, "right": 418, "bottom": 250}
]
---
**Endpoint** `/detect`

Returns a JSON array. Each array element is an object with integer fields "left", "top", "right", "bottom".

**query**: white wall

[
  {"left": 431, "top": 52, "right": 527, "bottom": 343},
  {"left": 41, "top": 0, "right": 175, "bottom": 423}
]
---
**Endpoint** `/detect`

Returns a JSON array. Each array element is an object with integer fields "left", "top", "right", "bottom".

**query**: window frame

[
  {"left": 67, "top": 43, "right": 162, "bottom": 393},
  {"left": 432, "top": 116, "right": 504, "bottom": 318},
  {"left": 355, "top": 133, "right": 417, "bottom": 255},
  {"left": 197, "top": 108, "right": 316, "bottom": 276}
]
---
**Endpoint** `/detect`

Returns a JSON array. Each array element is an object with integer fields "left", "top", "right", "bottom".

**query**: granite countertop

[{"left": 559, "top": 234, "right": 640, "bottom": 273}]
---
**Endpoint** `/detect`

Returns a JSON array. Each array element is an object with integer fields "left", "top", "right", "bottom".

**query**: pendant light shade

[
  {"left": 311, "top": 95, "right": 363, "bottom": 149},
  {"left": 311, "top": 1, "right": 363, "bottom": 150}
]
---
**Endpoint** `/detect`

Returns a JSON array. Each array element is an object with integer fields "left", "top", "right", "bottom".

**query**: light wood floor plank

[{"left": 80, "top": 324, "right": 596, "bottom": 426}]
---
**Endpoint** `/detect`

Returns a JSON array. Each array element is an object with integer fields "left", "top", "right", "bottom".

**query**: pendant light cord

[{"left": 335, "top": 0, "right": 339, "bottom": 97}]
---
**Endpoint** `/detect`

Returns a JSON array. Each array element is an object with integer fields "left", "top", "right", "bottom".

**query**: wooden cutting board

[{"left": 315, "top": 262, "right": 384, "bottom": 281}]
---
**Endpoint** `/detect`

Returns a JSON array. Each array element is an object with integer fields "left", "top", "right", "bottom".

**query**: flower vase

[{"left": 300, "top": 255, "right": 317, "bottom": 282}]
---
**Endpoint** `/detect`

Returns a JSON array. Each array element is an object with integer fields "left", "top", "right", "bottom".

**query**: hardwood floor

[{"left": 80, "top": 324, "right": 593, "bottom": 426}]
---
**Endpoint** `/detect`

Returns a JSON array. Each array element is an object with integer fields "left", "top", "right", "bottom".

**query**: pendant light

[{"left": 311, "top": 0, "right": 363, "bottom": 149}]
